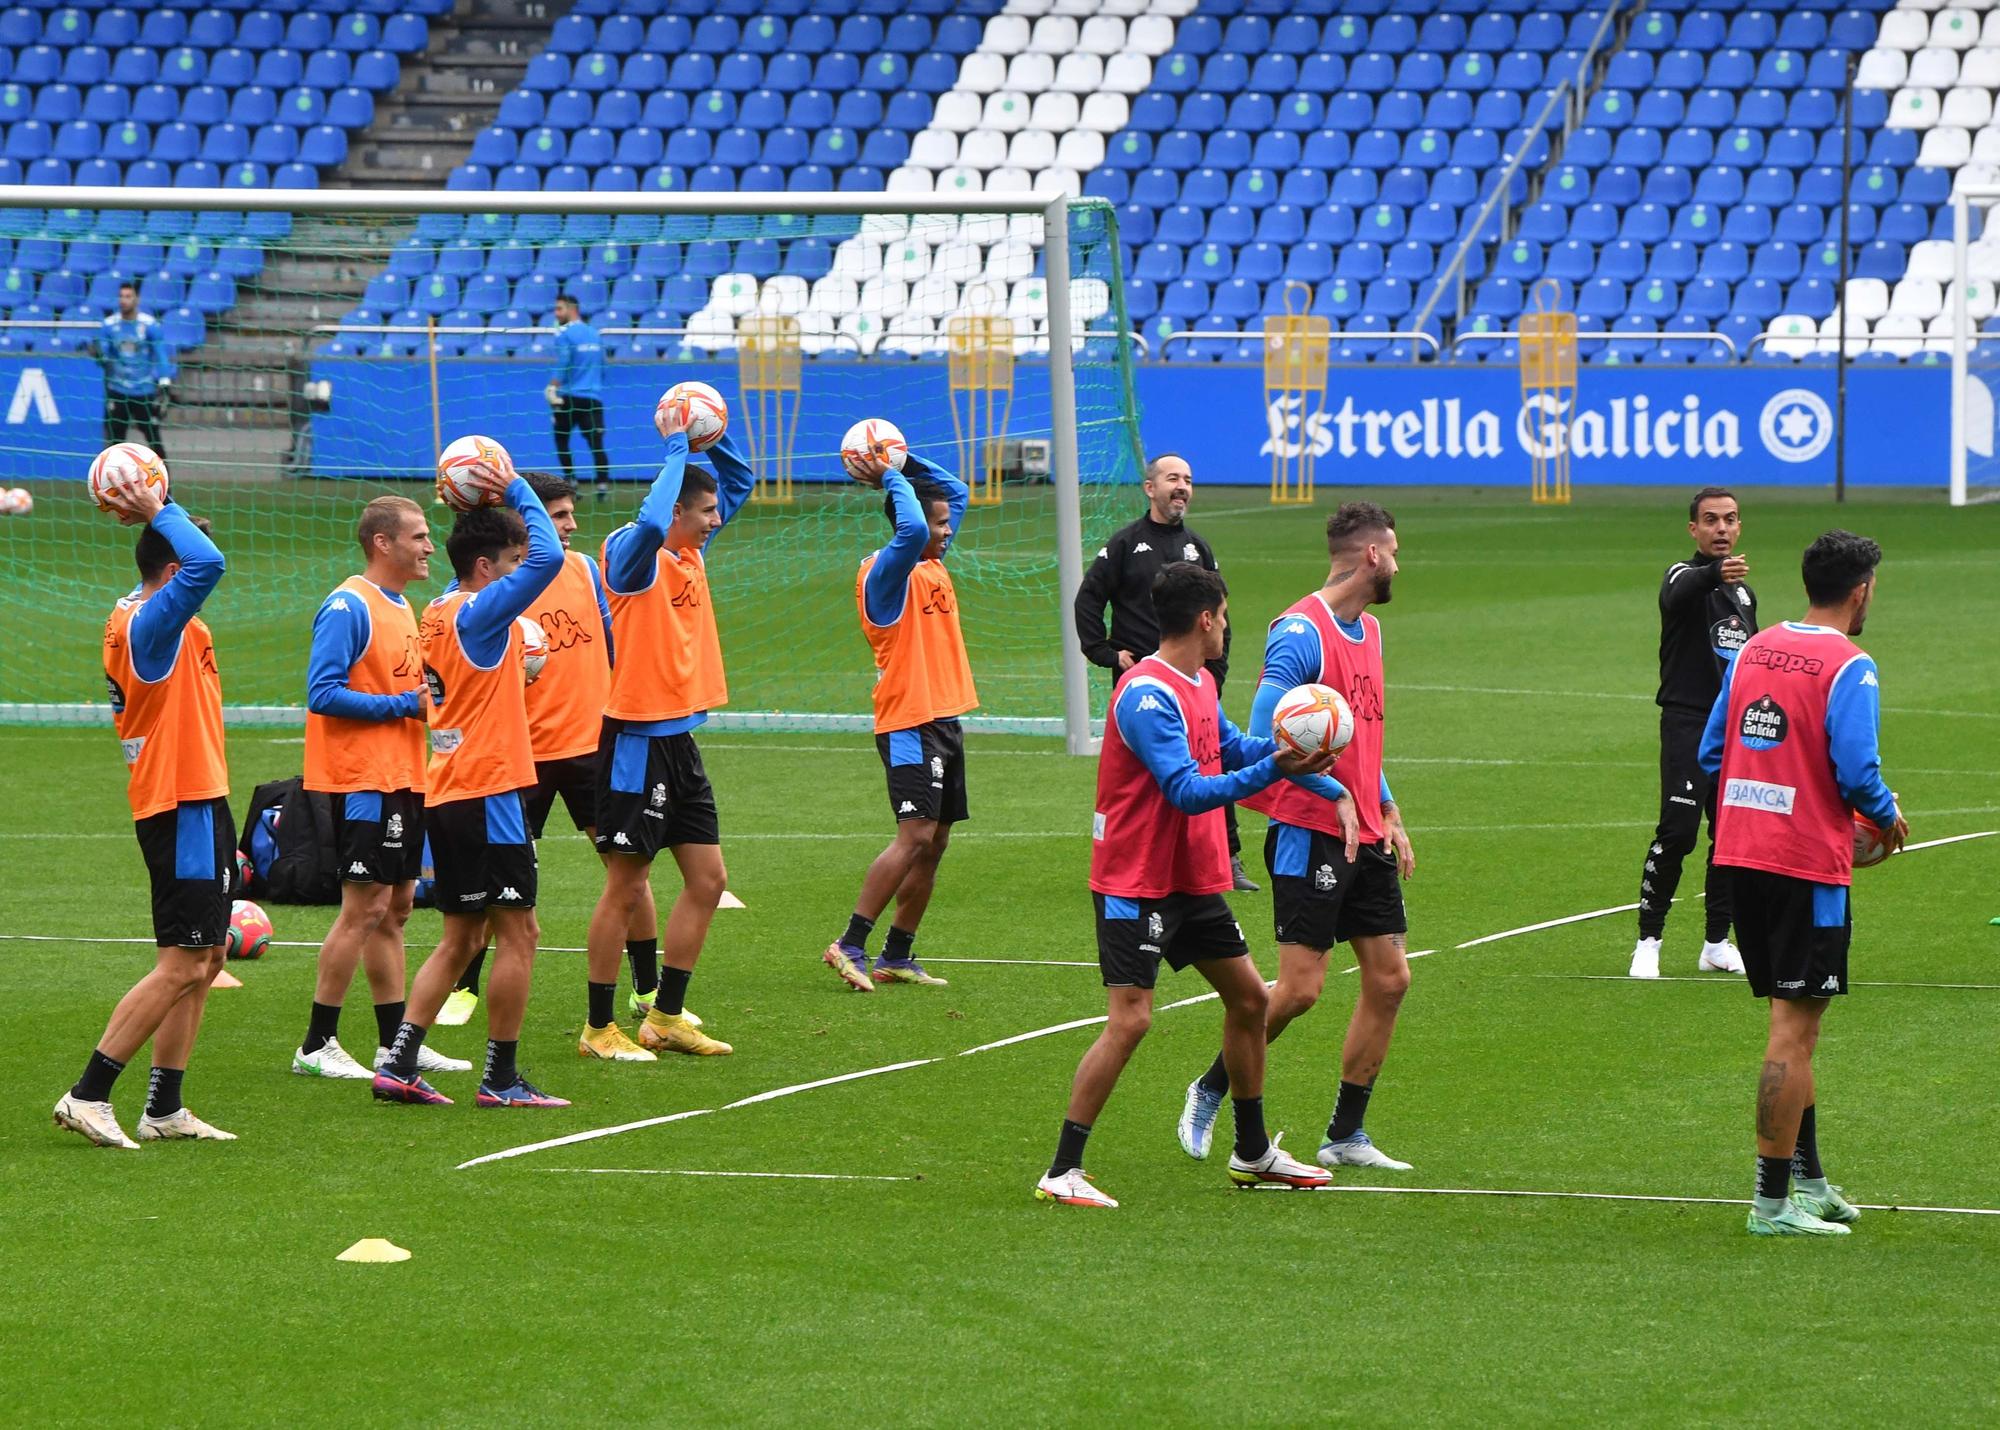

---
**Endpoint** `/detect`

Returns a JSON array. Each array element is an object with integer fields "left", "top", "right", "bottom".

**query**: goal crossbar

[{"left": 1, "top": 184, "right": 1100, "bottom": 753}]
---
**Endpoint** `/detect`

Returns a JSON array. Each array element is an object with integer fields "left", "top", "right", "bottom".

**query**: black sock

[
  {"left": 655, "top": 966, "right": 691, "bottom": 1017},
  {"left": 1050, "top": 1118, "right": 1092, "bottom": 1176},
  {"left": 72, "top": 1049, "right": 125, "bottom": 1102},
  {"left": 384, "top": 1021, "right": 427, "bottom": 1079},
  {"left": 587, "top": 980, "right": 616, "bottom": 1029},
  {"left": 1327, "top": 1080, "right": 1374, "bottom": 1142},
  {"left": 301, "top": 1000, "right": 341, "bottom": 1055},
  {"left": 146, "top": 1066, "right": 184, "bottom": 1119},
  {"left": 627, "top": 938, "right": 659, "bottom": 997},
  {"left": 1756, "top": 1153, "right": 1792, "bottom": 1202},
  {"left": 1792, "top": 1104, "right": 1823, "bottom": 1181},
  {"left": 1197, "top": 1050, "right": 1230, "bottom": 1096},
  {"left": 881, "top": 926, "right": 916, "bottom": 963},
  {"left": 457, "top": 947, "right": 487, "bottom": 996},
  {"left": 483, "top": 1038, "right": 518, "bottom": 1089},
  {"left": 840, "top": 912, "right": 875, "bottom": 952},
  {"left": 1232, "top": 1096, "right": 1271, "bottom": 1161},
  {"left": 373, "top": 1000, "right": 405, "bottom": 1049}
]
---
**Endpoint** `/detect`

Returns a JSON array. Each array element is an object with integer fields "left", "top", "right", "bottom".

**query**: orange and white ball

[
  {"left": 1853, "top": 812, "right": 1892, "bottom": 868},
  {"left": 841, "top": 417, "right": 909, "bottom": 483},
  {"left": 0, "top": 486, "right": 30, "bottom": 515},
  {"left": 435, "top": 434, "right": 514, "bottom": 512},
  {"left": 655, "top": 380, "right": 728, "bottom": 451},
  {"left": 518, "top": 615, "right": 548, "bottom": 685},
  {"left": 1271, "top": 683, "right": 1355, "bottom": 759},
  {"left": 87, "top": 442, "right": 169, "bottom": 515}
]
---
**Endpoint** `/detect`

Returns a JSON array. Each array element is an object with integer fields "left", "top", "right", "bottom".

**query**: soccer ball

[
  {"left": 0, "top": 487, "right": 29, "bottom": 515},
  {"left": 87, "top": 442, "right": 169, "bottom": 515},
  {"left": 234, "top": 848, "right": 254, "bottom": 894},
  {"left": 841, "top": 417, "right": 909, "bottom": 483},
  {"left": 655, "top": 380, "right": 727, "bottom": 450},
  {"left": 1271, "top": 683, "right": 1355, "bottom": 759},
  {"left": 518, "top": 615, "right": 548, "bottom": 685},
  {"left": 1853, "top": 812, "right": 1892, "bottom": 868},
  {"left": 226, "top": 900, "right": 273, "bottom": 960},
  {"left": 435, "top": 434, "right": 514, "bottom": 512}
]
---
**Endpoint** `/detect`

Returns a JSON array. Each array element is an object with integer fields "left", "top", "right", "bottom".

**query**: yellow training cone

[{"left": 336, "top": 1238, "right": 411, "bottom": 1264}]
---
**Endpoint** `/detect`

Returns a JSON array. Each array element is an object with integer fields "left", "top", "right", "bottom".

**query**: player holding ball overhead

[
  {"left": 821, "top": 418, "right": 976, "bottom": 993},
  {"left": 1701, "top": 531, "right": 1905, "bottom": 1237},
  {"left": 1176, "top": 501, "right": 1420, "bottom": 1175}
]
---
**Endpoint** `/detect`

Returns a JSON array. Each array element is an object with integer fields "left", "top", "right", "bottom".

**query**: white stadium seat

[
  {"left": 1008, "top": 129, "right": 1056, "bottom": 170},
  {"left": 1871, "top": 313, "right": 1925, "bottom": 355},
  {"left": 758, "top": 274, "right": 807, "bottom": 316},
  {"left": 1919, "top": 125, "right": 1973, "bottom": 166},
  {"left": 931, "top": 91, "right": 982, "bottom": 134},
  {"left": 908, "top": 130, "right": 958, "bottom": 170},
  {"left": 1080, "top": 92, "right": 1130, "bottom": 132},
  {"left": 1891, "top": 277, "right": 1945, "bottom": 317},
  {"left": 1932, "top": 9, "right": 1982, "bottom": 51},
  {"left": 957, "top": 129, "right": 1008, "bottom": 170},
  {"left": 985, "top": 165, "right": 1034, "bottom": 193},
  {"left": 1054, "top": 52, "right": 1105, "bottom": 94},
  {"left": 831, "top": 239, "right": 882, "bottom": 282},
  {"left": 985, "top": 237, "right": 1036, "bottom": 282},
  {"left": 1952, "top": 159, "right": 2000, "bottom": 195},
  {"left": 794, "top": 309, "right": 835, "bottom": 356},
  {"left": 881, "top": 237, "right": 931, "bottom": 282},
  {"left": 1969, "top": 240, "right": 2000, "bottom": 280},
  {"left": 709, "top": 273, "right": 759, "bottom": 316},
  {"left": 683, "top": 308, "right": 736, "bottom": 353},
  {"left": 909, "top": 275, "right": 961, "bottom": 319},
  {"left": 954, "top": 281, "right": 1005, "bottom": 316},
  {"left": 1815, "top": 313, "right": 1872, "bottom": 355},
  {"left": 1907, "top": 46, "right": 1961, "bottom": 88},
  {"left": 1909, "top": 238, "right": 1958, "bottom": 282},
  {"left": 1879, "top": 11, "right": 1932, "bottom": 51},
  {"left": 1008, "top": 277, "right": 1050, "bottom": 317},
  {"left": 1056, "top": 129, "right": 1106, "bottom": 171},
  {"left": 1887, "top": 87, "right": 1941, "bottom": 128},
  {"left": 1127, "top": 13, "right": 1175, "bottom": 55},
  {"left": 1949, "top": 277, "right": 1998, "bottom": 318},
  {"left": 1028, "top": 16, "right": 1078, "bottom": 54},
  {"left": 1961, "top": 45, "right": 2000, "bottom": 86},
  {"left": 983, "top": 15, "right": 1030, "bottom": 54},
  {"left": 1762, "top": 314, "right": 1820, "bottom": 358},
  {"left": 1078, "top": 16, "right": 1126, "bottom": 56},
  {"left": 1985, "top": 11, "right": 2000, "bottom": 47},
  {"left": 809, "top": 274, "right": 859, "bottom": 312},
  {"left": 1006, "top": 53, "right": 1056, "bottom": 91},
  {"left": 836, "top": 311, "right": 881, "bottom": 357},
  {"left": 1102, "top": 51, "right": 1153, "bottom": 94},
  {"left": 1855, "top": 49, "right": 1909, "bottom": 90},
  {"left": 1943, "top": 85, "right": 1995, "bottom": 127},
  {"left": 982, "top": 91, "right": 1031, "bottom": 134},
  {"left": 1031, "top": 92, "right": 1080, "bottom": 133},
  {"left": 858, "top": 275, "right": 909, "bottom": 320},
  {"left": 929, "top": 238, "right": 985, "bottom": 282},
  {"left": 1070, "top": 278, "right": 1112, "bottom": 322},
  {"left": 958, "top": 52, "right": 1006, "bottom": 94},
  {"left": 885, "top": 165, "right": 935, "bottom": 194},
  {"left": 1925, "top": 312, "right": 1957, "bottom": 351},
  {"left": 1033, "top": 165, "right": 1083, "bottom": 195},
  {"left": 1842, "top": 278, "right": 1891, "bottom": 321},
  {"left": 935, "top": 165, "right": 985, "bottom": 195}
]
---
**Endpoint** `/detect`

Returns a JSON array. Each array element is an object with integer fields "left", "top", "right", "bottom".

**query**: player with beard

[
  {"left": 1175, "top": 502, "right": 1419, "bottom": 1173},
  {"left": 1630, "top": 487, "right": 1758, "bottom": 979}
]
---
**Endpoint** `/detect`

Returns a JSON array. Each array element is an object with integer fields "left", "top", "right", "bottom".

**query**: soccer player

[
  {"left": 1176, "top": 502, "right": 1419, "bottom": 1173},
  {"left": 98, "top": 282, "right": 172, "bottom": 457},
  {"left": 821, "top": 446, "right": 974, "bottom": 991},
  {"left": 1701, "top": 531, "right": 1904, "bottom": 1237},
  {"left": 371, "top": 466, "right": 567, "bottom": 1108},
  {"left": 1036, "top": 563, "right": 1353, "bottom": 1208},
  {"left": 55, "top": 480, "right": 234, "bottom": 1146},
  {"left": 549, "top": 294, "right": 609, "bottom": 501},
  {"left": 1074, "top": 452, "right": 1256, "bottom": 892},
  {"left": 291, "top": 496, "right": 470, "bottom": 1082},
  {"left": 1629, "top": 487, "right": 1758, "bottom": 979},
  {"left": 584, "top": 404, "right": 751, "bottom": 1058}
]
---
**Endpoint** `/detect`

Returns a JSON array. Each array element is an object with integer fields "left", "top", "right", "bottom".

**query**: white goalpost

[
  {"left": 1949, "top": 188, "right": 2000, "bottom": 506},
  {"left": 0, "top": 184, "right": 1120, "bottom": 755}
]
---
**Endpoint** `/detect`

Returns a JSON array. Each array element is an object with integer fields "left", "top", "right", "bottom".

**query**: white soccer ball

[
  {"left": 7, "top": 487, "right": 31, "bottom": 515},
  {"left": 840, "top": 417, "right": 909, "bottom": 483},
  {"left": 517, "top": 615, "right": 548, "bottom": 685},
  {"left": 655, "top": 380, "right": 728, "bottom": 451},
  {"left": 435, "top": 434, "right": 514, "bottom": 512},
  {"left": 1271, "top": 682, "right": 1355, "bottom": 759},
  {"left": 87, "top": 442, "right": 170, "bottom": 516}
]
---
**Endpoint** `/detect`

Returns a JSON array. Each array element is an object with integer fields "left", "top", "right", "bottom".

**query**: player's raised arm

[
  {"left": 457, "top": 477, "right": 561, "bottom": 658},
  {"left": 902, "top": 449, "right": 969, "bottom": 538},
  {"left": 701, "top": 427, "right": 756, "bottom": 542},
  {"left": 602, "top": 431, "right": 688, "bottom": 593},
  {"left": 583, "top": 550, "right": 615, "bottom": 667},
  {"left": 306, "top": 593, "right": 420, "bottom": 722},
  {"left": 1826, "top": 655, "right": 1900, "bottom": 832},
  {"left": 125, "top": 501, "right": 223, "bottom": 676},
  {"left": 863, "top": 469, "right": 931, "bottom": 624}
]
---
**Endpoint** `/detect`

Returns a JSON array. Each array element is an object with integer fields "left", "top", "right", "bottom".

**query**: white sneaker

[
  {"left": 1699, "top": 939, "right": 1745, "bottom": 974},
  {"left": 1317, "top": 1131, "right": 1413, "bottom": 1170},
  {"left": 291, "top": 1037, "right": 372, "bottom": 1080},
  {"left": 1034, "top": 1167, "right": 1119, "bottom": 1207},
  {"left": 1227, "top": 1133, "right": 1332, "bottom": 1188},
  {"left": 137, "top": 1107, "right": 237, "bottom": 1141},
  {"left": 53, "top": 1092, "right": 139, "bottom": 1149},
  {"left": 377, "top": 1043, "right": 473, "bottom": 1074},
  {"left": 1628, "top": 937, "right": 1662, "bottom": 979}
]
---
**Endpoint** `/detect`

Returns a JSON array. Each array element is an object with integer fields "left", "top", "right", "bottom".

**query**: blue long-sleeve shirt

[
  {"left": 452, "top": 477, "right": 562, "bottom": 666},
  {"left": 553, "top": 319, "right": 603, "bottom": 398},
  {"left": 1114, "top": 674, "right": 1347, "bottom": 816},
  {"left": 305, "top": 581, "right": 424, "bottom": 722},
  {"left": 1698, "top": 627, "right": 1898, "bottom": 828},
  {"left": 128, "top": 503, "right": 224, "bottom": 682},
  {"left": 862, "top": 452, "right": 969, "bottom": 627},
  {"left": 1247, "top": 612, "right": 1394, "bottom": 807},
  {"left": 601, "top": 429, "right": 755, "bottom": 593},
  {"left": 99, "top": 311, "right": 172, "bottom": 397}
]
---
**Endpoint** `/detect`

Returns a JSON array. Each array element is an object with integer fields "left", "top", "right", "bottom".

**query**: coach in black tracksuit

[
  {"left": 1631, "top": 486, "right": 1758, "bottom": 976},
  {"left": 1072, "top": 453, "right": 1256, "bottom": 891}
]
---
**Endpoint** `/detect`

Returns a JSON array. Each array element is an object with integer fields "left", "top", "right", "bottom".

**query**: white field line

[
  {"left": 1456, "top": 902, "right": 1640, "bottom": 949},
  {"left": 1400, "top": 682, "right": 2000, "bottom": 722},
  {"left": 1246, "top": 1184, "right": 2000, "bottom": 1216},
  {"left": 1518, "top": 974, "right": 2000, "bottom": 991},
  {"left": 532, "top": 1168, "right": 918, "bottom": 1182},
  {"left": 923, "top": 957, "right": 1102, "bottom": 968}
]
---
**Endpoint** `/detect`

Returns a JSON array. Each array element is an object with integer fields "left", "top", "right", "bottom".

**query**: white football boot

[
  {"left": 1699, "top": 939, "right": 1745, "bottom": 974},
  {"left": 1228, "top": 1134, "right": 1333, "bottom": 1189},
  {"left": 1628, "top": 937, "right": 1662, "bottom": 979},
  {"left": 291, "top": 1037, "right": 372, "bottom": 1080},
  {"left": 53, "top": 1093, "right": 139, "bottom": 1149},
  {"left": 137, "top": 1107, "right": 237, "bottom": 1141},
  {"left": 1317, "top": 1131, "right": 1413, "bottom": 1170},
  {"left": 377, "top": 1043, "right": 473, "bottom": 1074},
  {"left": 1034, "top": 1168, "right": 1119, "bottom": 1207}
]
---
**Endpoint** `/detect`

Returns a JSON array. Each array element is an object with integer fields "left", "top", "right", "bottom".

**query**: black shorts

[
  {"left": 332, "top": 789, "right": 425, "bottom": 885},
  {"left": 877, "top": 718, "right": 969, "bottom": 824},
  {"left": 427, "top": 792, "right": 538, "bottom": 914},
  {"left": 134, "top": 797, "right": 236, "bottom": 949},
  {"left": 1265, "top": 824, "right": 1407, "bottom": 951},
  {"left": 1729, "top": 867, "right": 1850, "bottom": 999},
  {"left": 1093, "top": 891, "right": 1248, "bottom": 990},
  {"left": 525, "top": 754, "right": 597, "bottom": 838},
  {"left": 592, "top": 721, "right": 719, "bottom": 860}
]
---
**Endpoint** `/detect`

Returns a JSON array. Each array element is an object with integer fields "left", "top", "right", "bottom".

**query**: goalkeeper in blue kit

[{"left": 97, "top": 282, "right": 173, "bottom": 458}]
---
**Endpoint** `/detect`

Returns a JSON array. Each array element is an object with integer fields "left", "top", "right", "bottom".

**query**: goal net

[
  {"left": 1950, "top": 190, "right": 2000, "bottom": 506},
  {"left": 0, "top": 187, "right": 1140, "bottom": 742}
]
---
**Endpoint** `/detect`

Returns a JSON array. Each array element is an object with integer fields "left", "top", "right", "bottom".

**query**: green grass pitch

[{"left": 4, "top": 487, "right": 1997, "bottom": 1424}]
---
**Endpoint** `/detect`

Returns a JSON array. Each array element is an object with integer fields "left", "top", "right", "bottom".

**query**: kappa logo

[
  {"left": 1284, "top": 621, "right": 1309, "bottom": 635},
  {"left": 499, "top": 887, "right": 521, "bottom": 902},
  {"left": 348, "top": 861, "right": 369, "bottom": 876},
  {"left": 1146, "top": 911, "right": 1164, "bottom": 940},
  {"left": 898, "top": 801, "right": 918, "bottom": 814},
  {"left": 930, "top": 754, "right": 944, "bottom": 780},
  {"left": 1650, "top": 842, "right": 1664, "bottom": 856},
  {"left": 1778, "top": 978, "right": 1806, "bottom": 991},
  {"left": 188, "top": 928, "right": 203, "bottom": 945},
  {"left": 613, "top": 831, "right": 631, "bottom": 846},
  {"left": 1822, "top": 975, "right": 1840, "bottom": 991},
  {"left": 1735, "top": 586, "right": 1752, "bottom": 607},
  {"left": 386, "top": 812, "right": 403, "bottom": 841},
  {"left": 328, "top": 595, "right": 350, "bottom": 613},
  {"left": 1095, "top": 546, "right": 1108, "bottom": 559},
  {"left": 1136, "top": 694, "right": 1165, "bottom": 713},
  {"left": 1182, "top": 543, "right": 1199, "bottom": 561},
  {"left": 1134, "top": 542, "right": 1152, "bottom": 554},
  {"left": 1313, "top": 864, "right": 1338, "bottom": 891},
  {"left": 1644, "top": 859, "right": 1657, "bottom": 873},
  {"left": 650, "top": 782, "right": 667, "bottom": 808},
  {"left": 1861, "top": 669, "right": 1878, "bottom": 688}
]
